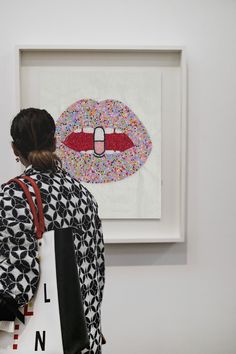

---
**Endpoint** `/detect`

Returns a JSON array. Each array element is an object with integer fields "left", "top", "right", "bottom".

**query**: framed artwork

[{"left": 17, "top": 46, "right": 187, "bottom": 242}]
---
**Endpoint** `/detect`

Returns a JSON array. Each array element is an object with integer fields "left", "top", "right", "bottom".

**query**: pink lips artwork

[{"left": 55, "top": 99, "right": 152, "bottom": 183}]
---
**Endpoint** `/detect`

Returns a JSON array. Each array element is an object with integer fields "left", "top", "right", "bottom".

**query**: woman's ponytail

[{"left": 27, "top": 150, "right": 61, "bottom": 173}]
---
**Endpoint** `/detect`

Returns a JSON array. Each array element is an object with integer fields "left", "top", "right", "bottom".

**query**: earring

[{"left": 16, "top": 157, "right": 20, "bottom": 163}]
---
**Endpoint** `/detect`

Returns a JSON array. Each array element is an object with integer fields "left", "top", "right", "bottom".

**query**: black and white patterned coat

[{"left": 0, "top": 165, "right": 105, "bottom": 354}]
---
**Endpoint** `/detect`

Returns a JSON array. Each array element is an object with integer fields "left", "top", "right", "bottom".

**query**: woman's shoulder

[
  {"left": 31, "top": 166, "right": 99, "bottom": 210},
  {"left": 61, "top": 169, "right": 99, "bottom": 208},
  {"left": 0, "top": 179, "right": 23, "bottom": 197},
  {"left": 0, "top": 180, "right": 26, "bottom": 211}
]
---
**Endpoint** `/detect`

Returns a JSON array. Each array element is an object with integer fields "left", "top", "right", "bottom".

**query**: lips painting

[{"left": 55, "top": 99, "right": 152, "bottom": 183}]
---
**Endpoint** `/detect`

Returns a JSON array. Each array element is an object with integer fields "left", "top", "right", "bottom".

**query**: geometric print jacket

[{"left": 0, "top": 165, "right": 105, "bottom": 354}]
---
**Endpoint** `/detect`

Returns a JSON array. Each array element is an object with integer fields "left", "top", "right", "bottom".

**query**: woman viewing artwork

[{"left": 0, "top": 108, "right": 105, "bottom": 354}]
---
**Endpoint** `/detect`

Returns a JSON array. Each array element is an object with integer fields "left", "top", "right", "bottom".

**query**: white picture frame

[{"left": 16, "top": 45, "right": 187, "bottom": 243}]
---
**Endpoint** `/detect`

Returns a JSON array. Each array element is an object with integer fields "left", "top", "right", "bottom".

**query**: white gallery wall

[{"left": 0, "top": 1, "right": 236, "bottom": 353}]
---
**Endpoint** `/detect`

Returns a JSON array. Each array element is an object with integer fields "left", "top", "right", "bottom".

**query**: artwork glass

[{"left": 40, "top": 66, "right": 162, "bottom": 218}]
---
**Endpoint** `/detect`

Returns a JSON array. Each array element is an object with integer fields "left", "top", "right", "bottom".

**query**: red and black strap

[{"left": 8, "top": 176, "right": 45, "bottom": 239}]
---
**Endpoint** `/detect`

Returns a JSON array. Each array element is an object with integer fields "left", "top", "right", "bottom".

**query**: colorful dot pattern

[{"left": 55, "top": 99, "right": 152, "bottom": 183}]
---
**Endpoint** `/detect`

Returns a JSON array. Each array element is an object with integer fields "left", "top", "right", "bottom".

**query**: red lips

[
  {"left": 55, "top": 99, "right": 152, "bottom": 183},
  {"left": 63, "top": 130, "right": 134, "bottom": 153}
]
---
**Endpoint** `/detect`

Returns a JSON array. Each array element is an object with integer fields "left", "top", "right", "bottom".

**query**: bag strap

[
  {"left": 21, "top": 175, "right": 45, "bottom": 239},
  {"left": 8, "top": 176, "right": 45, "bottom": 239}
]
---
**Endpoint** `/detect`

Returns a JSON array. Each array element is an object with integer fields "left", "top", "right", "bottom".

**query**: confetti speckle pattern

[{"left": 56, "top": 99, "right": 152, "bottom": 183}]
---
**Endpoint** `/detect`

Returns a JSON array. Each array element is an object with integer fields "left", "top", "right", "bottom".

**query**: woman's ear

[
  {"left": 11, "top": 142, "right": 29, "bottom": 167},
  {"left": 11, "top": 142, "right": 20, "bottom": 157}
]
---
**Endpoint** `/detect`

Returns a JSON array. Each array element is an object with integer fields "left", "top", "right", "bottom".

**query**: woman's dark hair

[{"left": 11, "top": 108, "right": 61, "bottom": 172}]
